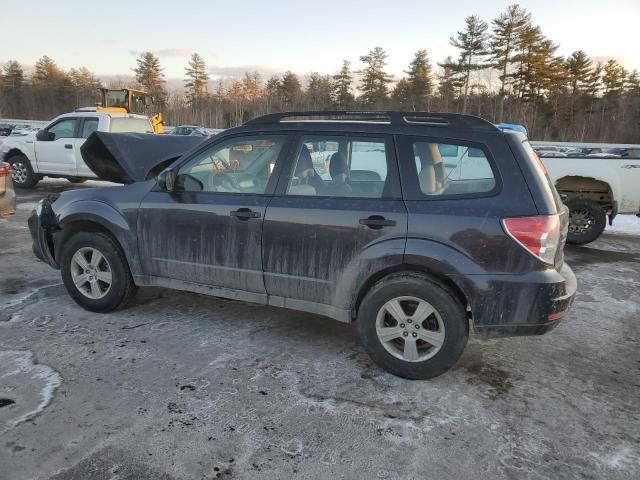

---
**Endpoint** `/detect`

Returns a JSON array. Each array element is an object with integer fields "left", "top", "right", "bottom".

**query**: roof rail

[{"left": 244, "top": 110, "right": 498, "bottom": 131}]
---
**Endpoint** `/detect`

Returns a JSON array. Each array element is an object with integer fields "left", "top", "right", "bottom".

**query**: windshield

[{"left": 110, "top": 117, "right": 153, "bottom": 133}]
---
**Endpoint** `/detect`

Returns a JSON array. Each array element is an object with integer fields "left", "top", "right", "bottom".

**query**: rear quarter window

[
  {"left": 110, "top": 117, "right": 153, "bottom": 133},
  {"left": 398, "top": 136, "right": 499, "bottom": 200}
]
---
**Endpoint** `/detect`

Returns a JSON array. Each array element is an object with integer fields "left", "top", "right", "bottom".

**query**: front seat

[
  {"left": 327, "top": 152, "right": 352, "bottom": 196},
  {"left": 417, "top": 143, "right": 446, "bottom": 195}
]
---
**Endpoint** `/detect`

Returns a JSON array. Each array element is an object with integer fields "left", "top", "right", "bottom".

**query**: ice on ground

[
  {"left": 606, "top": 215, "right": 640, "bottom": 236},
  {"left": 0, "top": 350, "right": 62, "bottom": 434}
]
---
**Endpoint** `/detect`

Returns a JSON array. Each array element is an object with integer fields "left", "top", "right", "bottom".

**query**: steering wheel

[{"left": 208, "top": 172, "right": 239, "bottom": 192}]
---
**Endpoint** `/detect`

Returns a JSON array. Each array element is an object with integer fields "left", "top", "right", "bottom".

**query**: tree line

[{"left": 0, "top": 4, "right": 638, "bottom": 142}]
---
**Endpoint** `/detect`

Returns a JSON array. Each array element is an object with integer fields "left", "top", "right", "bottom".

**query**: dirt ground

[{"left": 1, "top": 180, "right": 639, "bottom": 480}]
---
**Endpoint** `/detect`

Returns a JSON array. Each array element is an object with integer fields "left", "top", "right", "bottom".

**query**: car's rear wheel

[
  {"left": 566, "top": 198, "right": 606, "bottom": 245},
  {"left": 60, "top": 232, "right": 137, "bottom": 312},
  {"left": 9, "top": 154, "right": 39, "bottom": 188},
  {"left": 356, "top": 273, "right": 468, "bottom": 379}
]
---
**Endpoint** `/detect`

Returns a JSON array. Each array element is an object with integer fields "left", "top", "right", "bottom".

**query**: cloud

[
  {"left": 155, "top": 48, "right": 194, "bottom": 57},
  {"left": 207, "top": 64, "right": 287, "bottom": 80},
  {"left": 127, "top": 48, "right": 194, "bottom": 58}
]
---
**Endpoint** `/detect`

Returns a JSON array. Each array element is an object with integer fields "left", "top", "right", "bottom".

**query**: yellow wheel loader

[{"left": 98, "top": 88, "right": 164, "bottom": 134}]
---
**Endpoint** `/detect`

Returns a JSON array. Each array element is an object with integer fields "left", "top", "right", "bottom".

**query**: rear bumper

[
  {"left": 28, "top": 198, "right": 59, "bottom": 268},
  {"left": 467, "top": 262, "right": 577, "bottom": 337}
]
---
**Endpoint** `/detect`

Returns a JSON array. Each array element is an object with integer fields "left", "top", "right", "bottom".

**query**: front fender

[
  {"left": 1, "top": 140, "right": 36, "bottom": 167},
  {"left": 55, "top": 200, "right": 141, "bottom": 276}
]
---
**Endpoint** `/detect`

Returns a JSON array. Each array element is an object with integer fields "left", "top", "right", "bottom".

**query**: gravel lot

[{"left": 1, "top": 180, "right": 639, "bottom": 480}]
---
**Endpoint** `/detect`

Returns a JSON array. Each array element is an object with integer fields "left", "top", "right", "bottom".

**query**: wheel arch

[
  {"left": 352, "top": 264, "right": 471, "bottom": 327},
  {"left": 554, "top": 175, "right": 616, "bottom": 206},
  {"left": 54, "top": 202, "right": 140, "bottom": 276}
]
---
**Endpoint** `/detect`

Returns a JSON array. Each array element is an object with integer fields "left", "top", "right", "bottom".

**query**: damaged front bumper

[{"left": 28, "top": 196, "right": 59, "bottom": 268}]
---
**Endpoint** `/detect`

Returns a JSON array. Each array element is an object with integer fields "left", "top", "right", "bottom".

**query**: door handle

[
  {"left": 359, "top": 215, "right": 397, "bottom": 229},
  {"left": 64, "top": 144, "right": 72, "bottom": 149},
  {"left": 230, "top": 208, "right": 261, "bottom": 220}
]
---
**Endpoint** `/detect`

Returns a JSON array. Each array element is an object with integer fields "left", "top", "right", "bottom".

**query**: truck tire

[
  {"left": 356, "top": 273, "right": 468, "bottom": 379},
  {"left": 60, "top": 232, "right": 137, "bottom": 313},
  {"left": 9, "top": 154, "right": 39, "bottom": 188},
  {"left": 67, "top": 177, "right": 87, "bottom": 184},
  {"left": 566, "top": 198, "right": 606, "bottom": 245}
]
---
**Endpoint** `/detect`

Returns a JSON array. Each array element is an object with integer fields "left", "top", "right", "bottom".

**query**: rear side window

[
  {"left": 81, "top": 118, "right": 99, "bottom": 138},
  {"left": 286, "top": 135, "right": 394, "bottom": 198},
  {"left": 400, "top": 137, "right": 497, "bottom": 199},
  {"left": 110, "top": 117, "right": 153, "bottom": 133}
]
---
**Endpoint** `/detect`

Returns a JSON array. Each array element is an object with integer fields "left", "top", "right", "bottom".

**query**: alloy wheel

[
  {"left": 10, "top": 162, "right": 28, "bottom": 184},
  {"left": 70, "top": 247, "right": 113, "bottom": 299},
  {"left": 375, "top": 296, "right": 445, "bottom": 362}
]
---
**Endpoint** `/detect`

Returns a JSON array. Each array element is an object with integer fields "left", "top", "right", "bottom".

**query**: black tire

[
  {"left": 356, "top": 273, "right": 468, "bottom": 380},
  {"left": 566, "top": 198, "right": 606, "bottom": 245},
  {"left": 60, "top": 232, "right": 137, "bottom": 313},
  {"left": 67, "top": 177, "right": 87, "bottom": 184},
  {"left": 8, "top": 154, "right": 39, "bottom": 188}
]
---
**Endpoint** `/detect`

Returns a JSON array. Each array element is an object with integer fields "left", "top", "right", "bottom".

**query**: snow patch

[
  {"left": 0, "top": 350, "right": 62, "bottom": 434},
  {"left": 606, "top": 214, "right": 640, "bottom": 235}
]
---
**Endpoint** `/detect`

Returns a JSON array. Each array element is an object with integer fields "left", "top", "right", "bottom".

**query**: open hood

[{"left": 80, "top": 132, "right": 206, "bottom": 184}]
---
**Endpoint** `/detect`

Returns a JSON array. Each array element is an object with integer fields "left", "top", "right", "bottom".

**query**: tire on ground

[
  {"left": 356, "top": 272, "right": 468, "bottom": 379},
  {"left": 8, "top": 154, "right": 39, "bottom": 188},
  {"left": 565, "top": 198, "right": 606, "bottom": 245},
  {"left": 60, "top": 231, "right": 137, "bottom": 312}
]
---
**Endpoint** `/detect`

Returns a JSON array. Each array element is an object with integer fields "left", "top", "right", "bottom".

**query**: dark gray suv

[{"left": 29, "top": 111, "right": 576, "bottom": 379}]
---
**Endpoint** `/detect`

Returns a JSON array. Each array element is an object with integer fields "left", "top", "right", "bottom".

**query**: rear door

[
  {"left": 137, "top": 134, "right": 290, "bottom": 300},
  {"left": 75, "top": 117, "right": 100, "bottom": 177},
  {"left": 262, "top": 133, "right": 407, "bottom": 318}
]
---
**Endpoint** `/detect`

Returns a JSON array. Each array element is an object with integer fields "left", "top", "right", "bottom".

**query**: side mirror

[
  {"left": 156, "top": 168, "right": 176, "bottom": 192},
  {"left": 36, "top": 129, "right": 54, "bottom": 141}
]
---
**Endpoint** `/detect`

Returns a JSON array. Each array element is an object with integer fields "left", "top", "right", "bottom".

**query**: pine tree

[
  {"left": 184, "top": 53, "right": 209, "bottom": 105},
  {"left": 68, "top": 67, "right": 102, "bottom": 89},
  {"left": 490, "top": 4, "right": 531, "bottom": 120},
  {"left": 626, "top": 70, "right": 640, "bottom": 95},
  {"left": 2, "top": 61, "right": 24, "bottom": 87},
  {"left": 391, "top": 78, "right": 412, "bottom": 109},
  {"left": 306, "top": 72, "right": 333, "bottom": 109},
  {"left": 332, "top": 60, "right": 355, "bottom": 108},
  {"left": 31, "top": 56, "right": 67, "bottom": 85},
  {"left": 357, "top": 47, "right": 393, "bottom": 106},
  {"left": 278, "top": 71, "right": 302, "bottom": 107},
  {"left": 602, "top": 59, "right": 626, "bottom": 97},
  {"left": 437, "top": 56, "right": 463, "bottom": 111},
  {"left": 449, "top": 16, "right": 489, "bottom": 114},
  {"left": 242, "top": 72, "right": 262, "bottom": 102},
  {"left": 565, "top": 51, "right": 592, "bottom": 95},
  {"left": 584, "top": 62, "right": 603, "bottom": 99},
  {"left": 134, "top": 52, "right": 166, "bottom": 104},
  {"left": 405, "top": 50, "right": 433, "bottom": 110}
]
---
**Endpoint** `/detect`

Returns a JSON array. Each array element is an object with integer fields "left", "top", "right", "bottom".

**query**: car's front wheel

[
  {"left": 60, "top": 232, "right": 137, "bottom": 312},
  {"left": 357, "top": 273, "right": 468, "bottom": 379},
  {"left": 9, "top": 154, "right": 39, "bottom": 188}
]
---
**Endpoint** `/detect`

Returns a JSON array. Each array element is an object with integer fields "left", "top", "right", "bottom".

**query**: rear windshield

[
  {"left": 522, "top": 139, "right": 563, "bottom": 210},
  {"left": 109, "top": 117, "right": 153, "bottom": 133}
]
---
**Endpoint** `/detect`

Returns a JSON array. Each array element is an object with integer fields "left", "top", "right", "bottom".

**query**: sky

[{"left": 1, "top": 0, "right": 638, "bottom": 84}]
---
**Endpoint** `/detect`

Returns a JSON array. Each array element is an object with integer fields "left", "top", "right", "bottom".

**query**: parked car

[
  {"left": 0, "top": 111, "right": 154, "bottom": 188},
  {"left": 29, "top": 111, "right": 576, "bottom": 379},
  {"left": 172, "top": 125, "right": 209, "bottom": 136},
  {"left": 0, "top": 161, "right": 16, "bottom": 218},
  {"left": 531, "top": 141, "right": 640, "bottom": 244}
]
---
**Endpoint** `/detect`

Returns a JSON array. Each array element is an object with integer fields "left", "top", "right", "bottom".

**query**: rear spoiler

[{"left": 80, "top": 132, "right": 206, "bottom": 183}]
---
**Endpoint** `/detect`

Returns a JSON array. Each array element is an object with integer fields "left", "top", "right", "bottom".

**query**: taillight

[
  {"left": 0, "top": 162, "right": 9, "bottom": 176},
  {"left": 502, "top": 215, "right": 560, "bottom": 265}
]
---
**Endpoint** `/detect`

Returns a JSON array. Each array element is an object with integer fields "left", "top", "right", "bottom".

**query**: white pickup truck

[
  {"left": 531, "top": 141, "right": 640, "bottom": 244},
  {"left": 0, "top": 111, "right": 153, "bottom": 188}
]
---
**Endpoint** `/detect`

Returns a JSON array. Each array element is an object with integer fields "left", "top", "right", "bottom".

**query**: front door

[
  {"left": 262, "top": 133, "right": 407, "bottom": 317},
  {"left": 34, "top": 117, "right": 78, "bottom": 174},
  {"left": 138, "top": 134, "right": 290, "bottom": 298}
]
